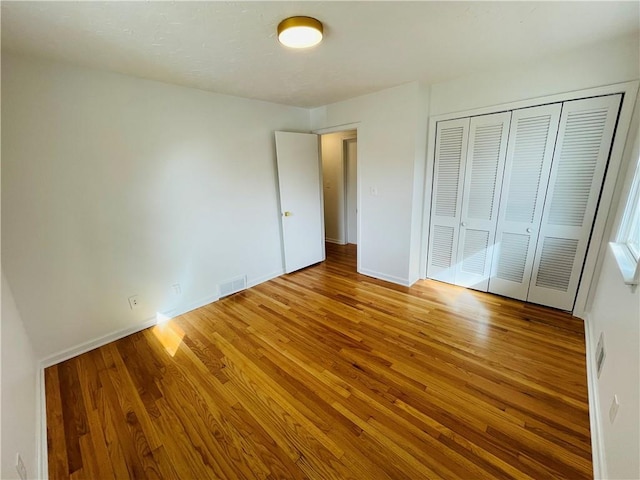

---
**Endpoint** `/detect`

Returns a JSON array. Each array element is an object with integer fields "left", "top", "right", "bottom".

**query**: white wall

[
  {"left": 312, "top": 82, "right": 429, "bottom": 285},
  {"left": 429, "top": 33, "right": 640, "bottom": 116},
  {"left": 321, "top": 130, "right": 355, "bottom": 244},
  {"left": 585, "top": 95, "right": 640, "bottom": 480},
  {"left": 425, "top": 33, "right": 640, "bottom": 292},
  {"left": 1, "top": 273, "right": 38, "bottom": 480},
  {"left": 1, "top": 54, "right": 310, "bottom": 359},
  {"left": 588, "top": 247, "right": 640, "bottom": 480},
  {"left": 311, "top": 34, "right": 639, "bottom": 289}
]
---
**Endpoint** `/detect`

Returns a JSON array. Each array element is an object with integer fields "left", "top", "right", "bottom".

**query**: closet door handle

[
  {"left": 526, "top": 228, "right": 532, "bottom": 233},
  {"left": 461, "top": 222, "right": 467, "bottom": 227}
]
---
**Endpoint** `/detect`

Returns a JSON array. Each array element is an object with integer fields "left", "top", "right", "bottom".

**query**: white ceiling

[{"left": 2, "top": 1, "right": 638, "bottom": 108}]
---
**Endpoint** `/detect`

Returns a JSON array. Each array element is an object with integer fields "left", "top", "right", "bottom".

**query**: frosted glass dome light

[{"left": 278, "top": 16, "right": 323, "bottom": 49}]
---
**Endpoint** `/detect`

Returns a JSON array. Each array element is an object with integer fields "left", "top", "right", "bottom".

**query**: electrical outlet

[
  {"left": 128, "top": 295, "right": 140, "bottom": 310},
  {"left": 16, "top": 453, "right": 27, "bottom": 480},
  {"left": 609, "top": 394, "right": 620, "bottom": 423},
  {"left": 172, "top": 283, "right": 182, "bottom": 295}
]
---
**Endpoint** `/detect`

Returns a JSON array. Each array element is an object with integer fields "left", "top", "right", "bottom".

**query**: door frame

[
  {"left": 420, "top": 80, "right": 639, "bottom": 319},
  {"left": 314, "top": 123, "right": 361, "bottom": 272},
  {"left": 342, "top": 136, "right": 358, "bottom": 245}
]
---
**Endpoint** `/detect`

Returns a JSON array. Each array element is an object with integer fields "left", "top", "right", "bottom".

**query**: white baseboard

[
  {"left": 40, "top": 285, "right": 229, "bottom": 369},
  {"left": 35, "top": 267, "right": 287, "bottom": 477},
  {"left": 358, "top": 268, "right": 412, "bottom": 287},
  {"left": 39, "top": 267, "right": 286, "bottom": 368},
  {"left": 325, "top": 237, "right": 345, "bottom": 245},
  {"left": 40, "top": 316, "right": 159, "bottom": 369},
  {"left": 163, "top": 292, "right": 221, "bottom": 319},
  {"left": 573, "top": 307, "right": 588, "bottom": 320},
  {"left": 247, "top": 269, "right": 285, "bottom": 289},
  {"left": 35, "top": 266, "right": 289, "bottom": 480},
  {"left": 160, "top": 269, "right": 283, "bottom": 318},
  {"left": 36, "top": 313, "right": 163, "bottom": 479},
  {"left": 35, "top": 269, "right": 605, "bottom": 480},
  {"left": 583, "top": 313, "right": 606, "bottom": 479}
]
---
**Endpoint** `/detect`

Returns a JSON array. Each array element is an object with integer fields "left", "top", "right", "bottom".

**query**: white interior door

[
  {"left": 275, "top": 131, "right": 325, "bottom": 273},
  {"left": 427, "top": 118, "right": 470, "bottom": 284},
  {"left": 455, "top": 112, "right": 511, "bottom": 291},
  {"left": 527, "top": 95, "right": 622, "bottom": 310},
  {"left": 489, "top": 104, "right": 562, "bottom": 300}
]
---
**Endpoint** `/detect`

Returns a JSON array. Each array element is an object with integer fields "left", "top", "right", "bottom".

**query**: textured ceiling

[{"left": 2, "top": 1, "right": 638, "bottom": 108}]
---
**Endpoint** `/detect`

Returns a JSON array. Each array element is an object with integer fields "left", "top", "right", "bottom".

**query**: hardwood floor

[{"left": 45, "top": 243, "right": 592, "bottom": 479}]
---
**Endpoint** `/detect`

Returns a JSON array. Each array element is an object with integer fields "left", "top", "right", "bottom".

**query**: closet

[{"left": 427, "top": 94, "right": 622, "bottom": 311}]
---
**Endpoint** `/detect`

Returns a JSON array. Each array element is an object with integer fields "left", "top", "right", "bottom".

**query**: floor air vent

[{"left": 219, "top": 275, "right": 247, "bottom": 298}]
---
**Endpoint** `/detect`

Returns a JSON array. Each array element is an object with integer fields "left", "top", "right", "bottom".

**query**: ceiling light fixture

[{"left": 277, "top": 16, "right": 323, "bottom": 49}]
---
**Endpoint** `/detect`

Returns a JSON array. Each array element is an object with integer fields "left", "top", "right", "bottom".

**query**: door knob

[
  {"left": 284, "top": 211, "right": 293, "bottom": 217},
  {"left": 526, "top": 228, "right": 532, "bottom": 233},
  {"left": 461, "top": 222, "right": 467, "bottom": 227}
]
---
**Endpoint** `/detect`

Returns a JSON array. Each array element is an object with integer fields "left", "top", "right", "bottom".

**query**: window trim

[
  {"left": 611, "top": 137, "right": 640, "bottom": 291},
  {"left": 609, "top": 242, "right": 640, "bottom": 288}
]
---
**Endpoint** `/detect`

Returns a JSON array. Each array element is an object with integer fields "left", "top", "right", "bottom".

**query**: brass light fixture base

[{"left": 277, "top": 16, "right": 323, "bottom": 49}]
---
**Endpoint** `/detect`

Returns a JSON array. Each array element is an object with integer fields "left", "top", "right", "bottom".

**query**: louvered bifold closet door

[
  {"left": 427, "top": 118, "right": 470, "bottom": 283},
  {"left": 528, "top": 94, "right": 622, "bottom": 310},
  {"left": 455, "top": 112, "right": 511, "bottom": 291},
  {"left": 488, "top": 104, "right": 562, "bottom": 300}
]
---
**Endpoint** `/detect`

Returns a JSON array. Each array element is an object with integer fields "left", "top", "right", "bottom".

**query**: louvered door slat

[
  {"left": 456, "top": 112, "right": 511, "bottom": 291},
  {"left": 427, "top": 118, "right": 470, "bottom": 283},
  {"left": 461, "top": 229, "right": 490, "bottom": 274},
  {"left": 534, "top": 238, "right": 579, "bottom": 291},
  {"left": 495, "top": 233, "right": 531, "bottom": 283},
  {"left": 431, "top": 226, "right": 456, "bottom": 268},
  {"left": 528, "top": 94, "right": 622, "bottom": 310},
  {"left": 489, "top": 104, "right": 562, "bottom": 300}
]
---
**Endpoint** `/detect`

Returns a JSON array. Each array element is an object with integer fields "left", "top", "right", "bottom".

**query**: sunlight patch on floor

[{"left": 152, "top": 317, "right": 185, "bottom": 357}]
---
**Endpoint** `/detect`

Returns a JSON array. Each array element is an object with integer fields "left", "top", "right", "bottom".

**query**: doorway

[{"left": 320, "top": 130, "right": 358, "bottom": 268}]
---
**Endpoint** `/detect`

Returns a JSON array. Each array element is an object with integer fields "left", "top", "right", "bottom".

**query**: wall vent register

[{"left": 219, "top": 275, "right": 247, "bottom": 298}]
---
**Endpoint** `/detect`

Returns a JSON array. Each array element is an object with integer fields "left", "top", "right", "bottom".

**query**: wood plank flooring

[{"left": 46, "top": 243, "right": 592, "bottom": 479}]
